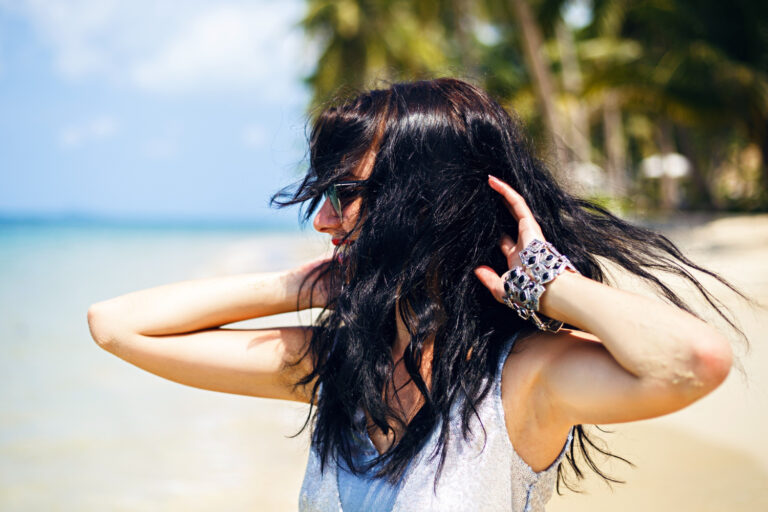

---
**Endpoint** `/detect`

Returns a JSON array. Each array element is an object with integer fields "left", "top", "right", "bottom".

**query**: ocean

[{"left": 0, "top": 219, "right": 327, "bottom": 511}]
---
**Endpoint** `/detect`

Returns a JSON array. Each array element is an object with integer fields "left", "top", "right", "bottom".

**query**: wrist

[
  {"left": 537, "top": 270, "right": 584, "bottom": 326},
  {"left": 285, "top": 268, "right": 327, "bottom": 310},
  {"left": 281, "top": 270, "right": 306, "bottom": 310},
  {"left": 501, "top": 239, "right": 579, "bottom": 332}
]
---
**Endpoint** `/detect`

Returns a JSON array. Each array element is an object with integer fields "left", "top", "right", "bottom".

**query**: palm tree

[
  {"left": 507, "top": 0, "right": 569, "bottom": 168},
  {"left": 301, "top": 0, "right": 463, "bottom": 112},
  {"left": 589, "top": 0, "right": 768, "bottom": 206},
  {"left": 299, "top": 0, "right": 768, "bottom": 208}
]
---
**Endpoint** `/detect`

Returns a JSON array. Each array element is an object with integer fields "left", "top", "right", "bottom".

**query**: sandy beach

[
  {"left": 1, "top": 214, "right": 766, "bottom": 511},
  {"left": 546, "top": 214, "right": 768, "bottom": 512}
]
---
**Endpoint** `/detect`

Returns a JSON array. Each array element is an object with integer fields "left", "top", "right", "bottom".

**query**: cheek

[{"left": 343, "top": 199, "right": 366, "bottom": 230}]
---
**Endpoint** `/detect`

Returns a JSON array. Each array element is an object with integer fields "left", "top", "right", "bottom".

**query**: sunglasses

[{"left": 324, "top": 179, "right": 367, "bottom": 222}]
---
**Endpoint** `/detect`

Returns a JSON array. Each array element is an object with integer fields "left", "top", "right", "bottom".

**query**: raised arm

[
  {"left": 87, "top": 257, "right": 331, "bottom": 402},
  {"left": 475, "top": 175, "right": 733, "bottom": 430}
]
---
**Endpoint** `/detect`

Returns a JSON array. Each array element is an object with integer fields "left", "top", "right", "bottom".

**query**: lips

[{"left": 332, "top": 238, "right": 353, "bottom": 246}]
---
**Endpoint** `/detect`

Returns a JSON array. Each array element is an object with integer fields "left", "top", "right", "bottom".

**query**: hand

[
  {"left": 289, "top": 255, "right": 336, "bottom": 309},
  {"left": 473, "top": 174, "right": 548, "bottom": 304}
]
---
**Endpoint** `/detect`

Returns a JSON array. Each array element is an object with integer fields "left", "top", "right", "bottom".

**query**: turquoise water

[{"left": 0, "top": 220, "right": 324, "bottom": 510}]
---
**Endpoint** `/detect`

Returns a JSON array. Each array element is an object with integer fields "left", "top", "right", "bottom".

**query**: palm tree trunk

[
  {"left": 602, "top": 91, "right": 627, "bottom": 196},
  {"left": 761, "top": 121, "right": 768, "bottom": 203},
  {"left": 555, "top": 21, "right": 590, "bottom": 164},
  {"left": 509, "top": 0, "right": 569, "bottom": 173}
]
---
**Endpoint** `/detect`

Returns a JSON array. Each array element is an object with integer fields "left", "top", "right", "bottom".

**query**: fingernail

[{"left": 488, "top": 174, "right": 498, "bottom": 183}]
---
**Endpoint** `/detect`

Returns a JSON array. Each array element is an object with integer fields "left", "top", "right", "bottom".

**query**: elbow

[
  {"left": 695, "top": 332, "right": 733, "bottom": 390},
  {"left": 87, "top": 302, "right": 120, "bottom": 351},
  {"left": 685, "top": 330, "right": 733, "bottom": 397}
]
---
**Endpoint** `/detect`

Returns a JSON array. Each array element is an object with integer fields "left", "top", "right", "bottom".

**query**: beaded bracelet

[{"left": 501, "top": 239, "right": 577, "bottom": 332}]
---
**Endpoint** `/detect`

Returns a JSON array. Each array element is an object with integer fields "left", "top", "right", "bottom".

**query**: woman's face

[{"left": 313, "top": 150, "right": 375, "bottom": 247}]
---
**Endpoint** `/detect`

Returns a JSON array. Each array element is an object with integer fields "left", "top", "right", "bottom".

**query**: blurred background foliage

[{"left": 299, "top": 0, "right": 768, "bottom": 213}]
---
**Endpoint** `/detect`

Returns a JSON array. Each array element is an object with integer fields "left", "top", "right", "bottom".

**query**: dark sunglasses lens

[{"left": 325, "top": 186, "right": 343, "bottom": 220}]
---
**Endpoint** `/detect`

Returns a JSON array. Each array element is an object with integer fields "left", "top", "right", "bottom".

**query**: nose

[{"left": 313, "top": 197, "right": 341, "bottom": 233}]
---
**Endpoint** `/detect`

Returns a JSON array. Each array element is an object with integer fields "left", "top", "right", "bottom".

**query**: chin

[{"left": 335, "top": 243, "right": 351, "bottom": 262}]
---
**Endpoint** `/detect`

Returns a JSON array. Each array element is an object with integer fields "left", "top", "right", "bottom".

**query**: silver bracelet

[
  {"left": 502, "top": 239, "right": 577, "bottom": 332},
  {"left": 502, "top": 266, "right": 545, "bottom": 315}
]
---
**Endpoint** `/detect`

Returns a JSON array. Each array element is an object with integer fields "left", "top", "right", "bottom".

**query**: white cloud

[
  {"left": 131, "top": 4, "right": 307, "bottom": 98},
  {"left": 6, "top": 0, "right": 313, "bottom": 100},
  {"left": 59, "top": 116, "right": 118, "bottom": 148}
]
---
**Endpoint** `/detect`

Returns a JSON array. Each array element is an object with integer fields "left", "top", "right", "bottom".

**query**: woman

[{"left": 88, "top": 78, "right": 740, "bottom": 511}]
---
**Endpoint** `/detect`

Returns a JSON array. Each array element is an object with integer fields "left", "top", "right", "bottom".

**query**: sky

[{"left": 0, "top": 0, "right": 317, "bottom": 227}]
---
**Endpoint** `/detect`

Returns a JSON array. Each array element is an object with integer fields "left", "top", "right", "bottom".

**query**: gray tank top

[{"left": 299, "top": 333, "right": 573, "bottom": 512}]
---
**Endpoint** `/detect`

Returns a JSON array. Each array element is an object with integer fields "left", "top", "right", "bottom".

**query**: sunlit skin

[{"left": 88, "top": 159, "right": 733, "bottom": 471}]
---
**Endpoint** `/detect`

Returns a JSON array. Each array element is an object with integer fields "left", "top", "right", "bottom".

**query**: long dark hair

[{"left": 270, "top": 77, "right": 745, "bottom": 491}]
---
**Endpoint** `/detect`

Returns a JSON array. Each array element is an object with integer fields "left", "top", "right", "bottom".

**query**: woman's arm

[
  {"left": 535, "top": 271, "right": 732, "bottom": 424},
  {"left": 87, "top": 257, "right": 330, "bottom": 402},
  {"left": 475, "top": 176, "right": 732, "bottom": 429},
  {"left": 88, "top": 258, "right": 329, "bottom": 337}
]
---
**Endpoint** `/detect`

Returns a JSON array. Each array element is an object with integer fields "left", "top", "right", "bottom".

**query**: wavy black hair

[{"left": 270, "top": 77, "right": 745, "bottom": 492}]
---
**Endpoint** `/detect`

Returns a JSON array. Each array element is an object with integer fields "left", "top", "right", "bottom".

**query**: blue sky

[{"left": 0, "top": 0, "right": 316, "bottom": 226}]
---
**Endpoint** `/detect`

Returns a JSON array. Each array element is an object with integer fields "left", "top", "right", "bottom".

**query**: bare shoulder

[
  {"left": 501, "top": 329, "right": 600, "bottom": 394},
  {"left": 498, "top": 329, "right": 596, "bottom": 472}
]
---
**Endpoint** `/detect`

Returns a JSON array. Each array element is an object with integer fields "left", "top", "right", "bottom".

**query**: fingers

[
  {"left": 487, "top": 175, "right": 534, "bottom": 221},
  {"left": 500, "top": 233, "right": 516, "bottom": 251},
  {"left": 488, "top": 175, "right": 544, "bottom": 240},
  {"left": 499, "top": 233, "right": 517, "bottom": 267},
  {"left": 477, "top": 177, "right": 548, "bottom": 305},
  {"left": 473, "top": 266, "right": 504, "bottom": 302}
]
